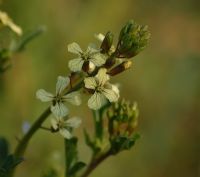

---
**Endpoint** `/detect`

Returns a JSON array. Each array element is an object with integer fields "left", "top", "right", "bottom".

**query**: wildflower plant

[{"left": 0, "top": 17, "right": 150, "bottom": 177}]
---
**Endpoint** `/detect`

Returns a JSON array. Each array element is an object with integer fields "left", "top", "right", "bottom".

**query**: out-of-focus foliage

[
  {"left": 0, "top": 0, "right": 199, "bottom": 177},
  {"left": 0, "top": 137, "right": 23, "bottom": 176}
]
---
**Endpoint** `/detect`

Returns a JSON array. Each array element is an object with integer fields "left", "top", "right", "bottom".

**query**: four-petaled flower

[
  {"left": 36, "top": 76, "right": 81, "bottom": 118},
  {"left": 68, "top": 42, "right": 106, "bottom": 72},
  {"left": 84, "top": 68, "right": 120, "bottom": 110},
  {"left": 51, "top": 117, "right": 81, "bottom": 139}
]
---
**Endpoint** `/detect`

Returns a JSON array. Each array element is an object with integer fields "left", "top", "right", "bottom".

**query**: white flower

[
  {"left": 68, "top": 42, "right": 106, "bottom": 72},
  {"left": 51, "top": 117, "right": 82, "bottom": 139},
  {"left": 0, "top": 10, "right": 22, "bottom": 35},
  {"left": 84, "top": 68, "right": 120, "bottom": 110},
  {"left": 36, "top": 76, "right": 81, "bottom": 118}
]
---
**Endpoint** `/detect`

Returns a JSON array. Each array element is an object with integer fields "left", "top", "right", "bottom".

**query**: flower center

[
  {"left": 81, "top": 52, "right": 91, "bottom": 61},
  {"left": 53, "top": 95, "right": 64, "bottom": 105},
  {"left": 95, "top": 85, "right": 103, "bottom": 93},
  {"left": 57, "top": 119, "right": 65, "bottom": 129}
]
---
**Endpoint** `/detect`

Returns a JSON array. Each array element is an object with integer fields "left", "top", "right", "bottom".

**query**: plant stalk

[
  {"left": 80, "top": 150, "right": 112, "bottom": 177},
  {"left": 14, "top": 107, "right": 51, "bottom": 157}
]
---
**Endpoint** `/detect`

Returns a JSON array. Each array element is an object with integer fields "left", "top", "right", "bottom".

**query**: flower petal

[
  {"left": 0, "top": 11, "right": 23, "bottom": 35},
  {"left": 90, "top": 53, "right": 106, "bottom": 67},
  {"left": 88, "top": 61, "right": 96, "bottom": 73},
  {"left": 84, "top": 77, "right": 97, "bottom": 89},
  {"left": 86, "top": 44, "right": 99, "bottom": 54},
  {"left": 88, "top": 92, "right": 107, "bottom": 110},
  {"left": 59, "top": 129, "right": 72, "bottom": 139},
  {"left": 68, "top": 58, "right": 84, "bottom": 72},
  {"left": 68, "top": 42, "right": 82, "bottom": 54},
  {"left": 94, "top": 33, "right": 105, "bottom": 42},
  {"left": 65, "top": 117, "right": 82, "bottom": 128},
  {"left": 96, "top": 68, "right": 109, "bottom": 86},
  {"left": 56, "top": 76, "right": 70, "bottom": 95},
  {"left": 62, "top": 91, "right": 81, "bottom": 105},
  {"left": 51, "top": 118, "right": 58, "bottom": 130},
  {"left": 36, "top": 89, "right": 54, "bottom": 102},
  {"left": 51, "top": 102, "right": 68, "bottom": 118},
  {"left": 102, "top": 85, "right": 120, "bottom": 102}
]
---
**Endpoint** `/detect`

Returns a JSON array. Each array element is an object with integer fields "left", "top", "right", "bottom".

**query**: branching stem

[{"left": 80, "top": 150, "right": 112, "bottom": 177}]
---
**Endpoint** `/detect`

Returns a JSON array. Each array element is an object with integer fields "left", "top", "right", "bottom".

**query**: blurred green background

[{"left": 0, "top": 0, "right": 199, "bottom": 177}]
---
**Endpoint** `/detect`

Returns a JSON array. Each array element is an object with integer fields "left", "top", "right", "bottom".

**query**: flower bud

[
  {"left": 100, "top": 31, "right": 114, "bottom": 54},
  {"left": 107, "top": 100, "right": 139, "bottom": 137},
  {"left": 107, "top": 100, "right": 140, "bottom": 154},
  {"left": 82, "top": 61, "right": 95, "bottom": 73},
  {"left": 107, "top": 60, "right": 132, "bottom": 76},
  {"left": 117, "top": 20, "right": 150, "bottom": 58}
]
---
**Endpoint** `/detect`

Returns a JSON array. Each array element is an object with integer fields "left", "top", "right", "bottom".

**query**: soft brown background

[{"left": 0, "top": 0, "right": 199, "bottom": 177}]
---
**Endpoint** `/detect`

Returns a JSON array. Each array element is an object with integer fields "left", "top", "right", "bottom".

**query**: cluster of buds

[
  {"left": 107, "top": 99, "right": 140, "bottom": 154},
  {"left": 116, "top": 20, "right": 150, "bottom": 58}
]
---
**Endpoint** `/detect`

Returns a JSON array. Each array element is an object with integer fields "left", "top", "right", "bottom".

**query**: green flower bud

[
  {"left": 107, "top": 100, "right": 139, "bottom": 138},
  {"left": 107, "top": 100, "right": 139, "bottom": 154},
  {"left": 117, "top": 20, "right": 150, "bottom": 58},
  {"left": 100, "top": 31, "right": 114, "bottom": 54}
]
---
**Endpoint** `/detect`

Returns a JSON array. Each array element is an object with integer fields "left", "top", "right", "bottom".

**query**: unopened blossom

[
  {"left": 68, "top": 42, "right": 106, "bottom": 72},
  {"left": 84, "top": 68, "right": 120, "bottom": 110},
  {"left": 36, "top": 76, "right": 81, "bottom": 118},
  {"left": 95, "top": 33, "right": 115, "bottom": 53},
  {"left": 51, "top": 117, "right": 81, "bottom": 139},
  {"left": 0, "top": 10, "right": 22, "bottom": 35}
]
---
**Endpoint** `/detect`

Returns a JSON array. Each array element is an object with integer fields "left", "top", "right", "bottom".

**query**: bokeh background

[{"left": 0, "top": 0, "right": 199, "bottom": 177}]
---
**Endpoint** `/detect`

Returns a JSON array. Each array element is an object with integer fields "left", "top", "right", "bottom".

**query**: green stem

[
  {"left": 8, "top": 107, "right": 51, "bottom": 177},
  {"left": 80, "top": 150, "right": 112, "bottom": 177},
  {"left": 14, "top": 107, "right": 51, "bottom": 157},
  {"left": 92, "top": 110, "right": 103, "bottom": 141},
  {"left": 64, "top": 139, "right": 68, "bottom": 177}
]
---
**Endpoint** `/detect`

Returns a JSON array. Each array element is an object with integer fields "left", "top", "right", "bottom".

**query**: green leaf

[
  {"left": 65, "top": 137, "right": 78, "bottom": 170},
  {"left": 42, "top": 168, "right": 58, "bottom": 177},
  {"left": 83, "top": 129, "right": 94, "bottom": 149},
  {"left": 0, "top": 155, "right": 23, "bottom": 174},
  {"left": 68, "top": 161, "right": 86, "bottom": 176},
  {"left": 0, "top": 137, "right": 9, "bottom": 165},
  {"left": 83, "top": 129, "right": 101, "bottom": 155},
  {"left": 10, "top": 26, "right": 46, "bottom": 52},
  {"left": 0, "top": 49, "right": 11, "bottom": 74},
  {"left": 110, "top": 133, "right": 140, "bottom": 154}
]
